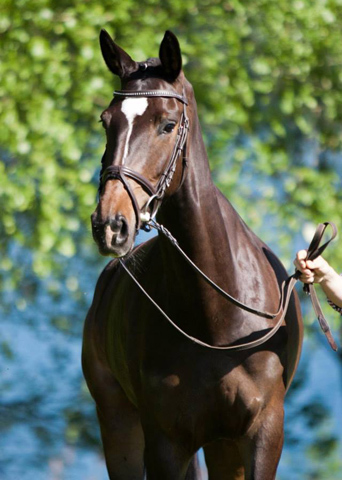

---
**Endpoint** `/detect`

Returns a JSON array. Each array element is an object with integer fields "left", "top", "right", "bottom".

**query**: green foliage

[{"left": 1, "top": 0, "right": 342, "bottom": 278}]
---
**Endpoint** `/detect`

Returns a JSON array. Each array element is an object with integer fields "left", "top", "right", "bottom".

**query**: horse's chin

[
  {"left": 97, "top": 241, "right": 134, "bottom": 258},
  {"left": 96, "top": 229, "right": 135, "bottom": 258}
]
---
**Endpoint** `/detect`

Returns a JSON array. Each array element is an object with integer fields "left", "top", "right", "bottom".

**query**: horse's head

[{"left": 91, "top": 30, "right": 190, "bottom": 257}]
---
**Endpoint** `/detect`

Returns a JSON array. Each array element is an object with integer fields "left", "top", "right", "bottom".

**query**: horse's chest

[
  {"left": 142, "top": 354, "right": 275, "bottom": 441},
  {"left": 210, "top": 366, "right": 265, "bottom": 435}
]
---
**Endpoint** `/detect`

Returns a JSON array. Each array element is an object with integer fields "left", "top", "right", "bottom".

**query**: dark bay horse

[{"left": 82, "top": 30, "right": 303, "bottom": 479}]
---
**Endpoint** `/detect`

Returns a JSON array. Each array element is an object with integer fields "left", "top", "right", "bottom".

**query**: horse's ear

[
  {"left": 99, "top": 29, "right": 137, "bottom": 78},
  {"left": 159, "top": 31, "right": 182, "bottom": 81}
]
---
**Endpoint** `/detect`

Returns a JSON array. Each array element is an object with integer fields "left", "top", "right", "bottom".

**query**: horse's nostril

[
  {"left": 109, "top": 214, "right": 125, "bottom": 232},
  {"left": 108, "top": 214, "right": 129, "bottom": 245}
]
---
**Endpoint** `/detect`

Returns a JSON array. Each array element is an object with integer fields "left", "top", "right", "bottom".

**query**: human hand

[{"left": 294, "top": 250, "right": 334, "bottom": 284}]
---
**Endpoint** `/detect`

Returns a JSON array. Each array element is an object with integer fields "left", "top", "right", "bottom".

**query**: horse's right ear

[
  {"left": 159, "top": 31, "right": 182, "bottom": 81},
  {"left": 99, "top": 29, "right": 137, "bottom": 78}
]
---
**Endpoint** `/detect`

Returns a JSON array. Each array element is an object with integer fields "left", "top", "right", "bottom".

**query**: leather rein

[
  {"left": 121, "top": 221, "right": 338, "bottom": 352},
  {"left": 99, "top": 88, "right": 338, "bottom": 352}
]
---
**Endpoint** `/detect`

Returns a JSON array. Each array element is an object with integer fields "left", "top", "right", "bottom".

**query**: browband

[{"left": 113, "top": 89, "right": 188, "bottom": 105}]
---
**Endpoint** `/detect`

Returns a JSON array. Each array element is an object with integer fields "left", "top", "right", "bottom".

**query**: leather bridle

[
  {"left": 97, "top": 89, "right": 339, "bottom": 352},
  {"left": 99, "top": 89, "right": 189, "bottom": 232}
]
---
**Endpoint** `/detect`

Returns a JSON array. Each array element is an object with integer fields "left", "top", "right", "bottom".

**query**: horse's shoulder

[{"left": 86, "top": 258, "right": 120, "bottom": 314}]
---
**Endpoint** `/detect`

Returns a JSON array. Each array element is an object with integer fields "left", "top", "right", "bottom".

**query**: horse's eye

[{"left": 163, "top": 122, "right": 176, "bottom": 134}]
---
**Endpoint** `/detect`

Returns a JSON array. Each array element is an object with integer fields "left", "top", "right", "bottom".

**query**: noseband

[{"left": 100, "top": 89, "right": 189, "bottom": 232}]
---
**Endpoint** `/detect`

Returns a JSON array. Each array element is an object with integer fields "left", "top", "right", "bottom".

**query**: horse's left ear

[
  {"left": 99, "top": 29, "right": 137, "bottom": 78},
  {"left": 159, "top": 31, "right": 182, "bottom": 81}
]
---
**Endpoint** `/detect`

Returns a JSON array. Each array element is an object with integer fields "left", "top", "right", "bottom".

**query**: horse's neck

[
  {"left": 154, "top": 102, "right": 281, "bottom": 343},
  {"left": 158, "top": 113, "right": 241, "bottom": 299}
]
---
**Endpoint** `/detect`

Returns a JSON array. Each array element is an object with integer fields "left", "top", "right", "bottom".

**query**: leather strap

[
  {"left": 120, "top": 259, "right": 297, "bottom": 351},
  {"left": 103, "top": 165, "right": 157, "bottom": 196},
  {"left": 120, "top": 221, "right": 338, "bottom": 352},
  {"left": 114, "top": 89, "right": 188, "bottom": 105},
  {"left": 109, "top": 167, "right": 142, "bottom": 232},
  {"left": 151, "top": 221, "right": 281, "bottom": 319},
  {"left": 300, "top": 222, "right": 338, "bottom": 351},
  {"left": 305, "top": 222, "right": 338, "bottom": 263}
]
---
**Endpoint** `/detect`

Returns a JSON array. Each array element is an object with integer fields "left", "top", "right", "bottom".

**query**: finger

[
  {"left": 300, "top": 268, "right": 315, "bottom": 275},
  {"left": 306, "top": 256, "right": 324, "bottom": 269},
  {"left": 294, "top": 257, "right": 309, "bottom": 272},
  {"left": 296, "top": 265, "right": 315, "bottom": 280},
  {"left": 294, "top": 250, "right": 309, "bottom": 271},
  {"left": 296, "top": 250, "right": 308, "bottom": 261},
  {"left": 306, "top": 260, "right": 316, "bottom": 269},
  {"left": 299, "top": 273, "right": 314, "bottom": 284}
]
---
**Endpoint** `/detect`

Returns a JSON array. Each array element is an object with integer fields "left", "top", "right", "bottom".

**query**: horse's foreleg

[
  {"left": 144, "top": 433, "right": 201, "bottom": 480},
  {"left": 239, "top": 399, "right": 284, "bottom": 480},
  {"left": 204, "top": 439, "right": 244, "bottom": 479},
  {"left": 95, "top": 381, "right": 145, "bottom": 480}
]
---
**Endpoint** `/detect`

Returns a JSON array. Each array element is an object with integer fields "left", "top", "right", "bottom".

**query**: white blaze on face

[{"left": 121, "top": 97, "right": 148, "bottom": 163}]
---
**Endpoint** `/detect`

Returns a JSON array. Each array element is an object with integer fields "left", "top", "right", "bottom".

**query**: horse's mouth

[
  {"left": 92, "top": 220, "right": 135, "bottom": 258},
  {"left": 98, "top": 234, "right": 134, "bottom": 258},
  {"left": 96, "top": 237, "right": 134, "bottom": 258}
]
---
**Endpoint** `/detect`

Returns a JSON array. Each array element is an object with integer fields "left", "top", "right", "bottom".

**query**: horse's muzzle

[{"left": 91, "top": 212, "right": 133, "bottom": 257}]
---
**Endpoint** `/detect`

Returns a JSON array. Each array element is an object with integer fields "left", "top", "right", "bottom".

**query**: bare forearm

[{"left": 320, "top": 268, "right": 342, "bottom": 308}]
